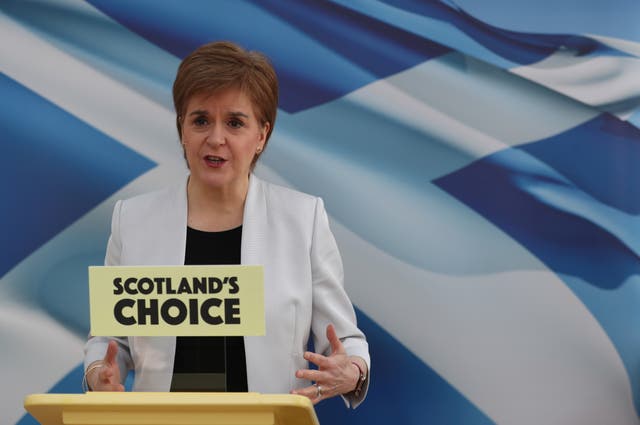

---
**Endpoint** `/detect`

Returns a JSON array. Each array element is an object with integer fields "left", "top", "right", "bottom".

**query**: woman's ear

[{"left": 260, "top": 121, "right": 271, "bottom": 144}]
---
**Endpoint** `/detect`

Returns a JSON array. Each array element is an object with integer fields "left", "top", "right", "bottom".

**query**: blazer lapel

[
  {"left": 132, "top": 176, "right": 187, "bottom": 391},
  {"left": 241, "top": 174, "right": 268, "bottom": 391},
  {"left": 242, "top": 174, "right": 267, "bottom": 267},
  {"left": 154, "top": 176, "right": 189, "bottom": 265}
]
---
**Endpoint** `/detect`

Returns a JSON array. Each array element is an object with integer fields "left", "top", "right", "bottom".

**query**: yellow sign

[{"left": 88, "top": 265, "right": 264, "bottom": 336}]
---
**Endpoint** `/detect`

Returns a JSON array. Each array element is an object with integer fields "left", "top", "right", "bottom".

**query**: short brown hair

[{"left": 173, "top": 41, "right": 279, "bottom": 154}]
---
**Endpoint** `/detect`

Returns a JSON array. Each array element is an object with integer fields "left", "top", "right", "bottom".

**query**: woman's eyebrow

[{"left": 187, "top": 110, "right": 249, "bottom": 118}]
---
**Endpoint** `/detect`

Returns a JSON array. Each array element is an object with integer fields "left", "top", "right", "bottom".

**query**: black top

[{"left": 170, "top": 225, "right": 248, "bottom": 392}]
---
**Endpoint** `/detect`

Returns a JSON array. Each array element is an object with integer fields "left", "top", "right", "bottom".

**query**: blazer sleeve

[
  {"left": 83, "top": 200, "right": 133, "bottom": 388},
  {"left": 309, "top": 198, "right": 371, "bottom": 408},
  {"left": 104, "top": 200, "right": 123, "bottom": 266}
]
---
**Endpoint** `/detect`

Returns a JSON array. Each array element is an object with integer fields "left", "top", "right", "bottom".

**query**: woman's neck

[{"left": 186, "top": 177, "right": 248, "bottom": 232}]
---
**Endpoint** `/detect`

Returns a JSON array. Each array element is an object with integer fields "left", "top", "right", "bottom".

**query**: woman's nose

[{"left": 206, "top": 124, "right": 225, "bottom": 146}]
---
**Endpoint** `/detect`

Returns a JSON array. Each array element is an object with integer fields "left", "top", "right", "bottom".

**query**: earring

[{"left": 256, "top": 147, "right": 263, "bottom": 154}]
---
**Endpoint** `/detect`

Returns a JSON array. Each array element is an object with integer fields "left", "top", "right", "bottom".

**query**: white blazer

[{"left": 84, "top": 174, "right": 370, "bottom": 407}]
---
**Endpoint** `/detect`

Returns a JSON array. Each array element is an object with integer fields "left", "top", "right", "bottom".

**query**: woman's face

[{"left": 181, "top": 87, "right": 268, "bottom": 194}]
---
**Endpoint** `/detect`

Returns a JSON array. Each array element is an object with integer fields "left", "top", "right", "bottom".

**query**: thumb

[
  {"left": 326, "top": 324, "right": 345, "bottom": 355},
  {"left": 104, "top": 340, "right": 119, "bottom": 366}
]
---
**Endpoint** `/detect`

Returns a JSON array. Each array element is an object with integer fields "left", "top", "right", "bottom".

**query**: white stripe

[
  {"left": 512, "top": 49, "right": 640, "bottom": 119},
  {"left": 332, "top": 220, "right": 637, "bottom": 425},
  {"left": 587, "top": 34, "right": 640, "bottom": 59},
  {"left": 0, "top": 11, "right": 183, "bottom": 167},
  {"left": 347, "top": 52, "right": 597, "bottom": 161}
]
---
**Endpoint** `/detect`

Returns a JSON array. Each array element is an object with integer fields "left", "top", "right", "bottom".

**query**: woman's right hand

[{"left": 86, "top": 340, "right": 125, "bottom": 391}]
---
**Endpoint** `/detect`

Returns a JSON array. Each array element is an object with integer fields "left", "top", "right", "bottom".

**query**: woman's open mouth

[{"left": 204, "top": 155, "right": 226, "bottom": 167}]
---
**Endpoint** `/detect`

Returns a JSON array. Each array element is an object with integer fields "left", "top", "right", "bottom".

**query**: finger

[
  {"left": 98, "top": 367, "right": 116, "bottom": 384},
  {"left": 295, "top": 368, "right": 324, "bottom": 382},
  {"left": 304, "top": 351, "right": 329, "bottom": 369},
  {"left": 291, "top": 385, "right": 322, "bottom": 404},
  {"left": 100, "top": 383, "right": 125, "bottom": 392},
  {"left": 92, "top": 367, "right": 124, "bottom": 391},
  {"left": 326, "top": 324, "right": 345, "bottom": 355},
  {"left": 104, "top": 340, "right": 119, "bottom": 366}
]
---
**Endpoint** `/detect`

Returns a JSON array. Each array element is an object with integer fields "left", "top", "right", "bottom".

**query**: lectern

[{"left": 24, "top": 392, "right": 320, "bottom": 425}]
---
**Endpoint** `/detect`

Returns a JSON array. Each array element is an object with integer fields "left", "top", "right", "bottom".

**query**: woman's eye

[
  {"left": 228, "top": 118, "right": 244, "bottom": 129},
  {"left": 193, "top": 117, "right": 208, "bottom": 126}
]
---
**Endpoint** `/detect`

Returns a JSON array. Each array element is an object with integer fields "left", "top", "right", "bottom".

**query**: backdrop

[{"left": 1, "top": 1, "right": 639, "bottom": 424}]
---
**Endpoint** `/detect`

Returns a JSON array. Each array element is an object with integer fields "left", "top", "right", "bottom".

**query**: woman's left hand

[{"left": 291, "top": 324, "right": 360, "bottom": 404}]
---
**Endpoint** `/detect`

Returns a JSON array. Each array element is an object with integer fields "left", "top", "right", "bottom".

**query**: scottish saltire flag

[{"left": 1, "top": 1, "right": 639, "bottom": 424}]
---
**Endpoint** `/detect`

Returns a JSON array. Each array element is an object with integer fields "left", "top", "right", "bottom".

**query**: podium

[{"left": 24, "top": 392, "right": 320, "bottom": 425}]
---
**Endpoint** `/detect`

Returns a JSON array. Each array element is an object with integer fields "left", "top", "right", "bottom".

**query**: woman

[{"left": 83, "top": 41, "right": 370, "bottom": 408}]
